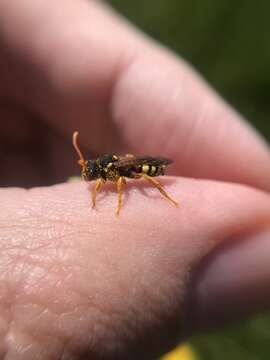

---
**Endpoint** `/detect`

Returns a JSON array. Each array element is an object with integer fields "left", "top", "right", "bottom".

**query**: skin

[{"left": 0, "top": 0, "right": 269, "bottom": 359}]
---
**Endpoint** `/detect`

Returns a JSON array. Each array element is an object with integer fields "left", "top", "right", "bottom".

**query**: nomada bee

[{"left": 73, "top": 131, "right": 178, "bottom": 215}]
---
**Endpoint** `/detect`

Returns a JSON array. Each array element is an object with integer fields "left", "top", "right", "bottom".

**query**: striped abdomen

[{"left": 137, "top": 163, "right": 165, "bottom": 177}]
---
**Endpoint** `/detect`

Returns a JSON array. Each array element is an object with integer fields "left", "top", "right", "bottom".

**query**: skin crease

[{"left": 0, "top": 0, "right": 269, "bottom": 359}]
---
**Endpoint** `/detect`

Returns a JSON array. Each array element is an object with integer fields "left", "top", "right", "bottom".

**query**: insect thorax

[{"left": 98, "top": 154, "right": 120, "bottom": 181}]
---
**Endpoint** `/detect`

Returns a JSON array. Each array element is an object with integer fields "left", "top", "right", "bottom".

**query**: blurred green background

[
  {"left": 108, "top": 0, "right": 270, "bottom": 142},
  {"left": 107, "top": 1, "right": 270, "bottom": 359}
]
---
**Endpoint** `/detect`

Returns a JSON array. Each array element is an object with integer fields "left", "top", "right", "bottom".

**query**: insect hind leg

[{"left": 140, "top": 173, "right": 178, "bottom": 206}]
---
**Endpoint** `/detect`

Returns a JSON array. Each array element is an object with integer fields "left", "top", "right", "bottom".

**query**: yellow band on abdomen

[{"left": 142, "top": 164, "right": 150, "bottom": 173}]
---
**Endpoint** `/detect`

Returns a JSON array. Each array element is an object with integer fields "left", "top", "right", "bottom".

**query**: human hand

[{"left": 0, "top": 1, "right": 270, "bottom": 359}]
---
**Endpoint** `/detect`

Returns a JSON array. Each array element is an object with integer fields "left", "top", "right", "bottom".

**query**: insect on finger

[{"left": 72, "top": 131, "right": 178, "bottom": 215}]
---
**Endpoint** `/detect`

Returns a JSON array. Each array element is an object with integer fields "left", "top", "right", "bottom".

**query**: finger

[
  {"left": 1, "top": 0, "right": 270, "bottom": 191},
  {"left": 188, "top": 228, "right": 270, "bottom": 331},
  {"left": 0, "top": 179, "right": 269, "bottom": 359}
]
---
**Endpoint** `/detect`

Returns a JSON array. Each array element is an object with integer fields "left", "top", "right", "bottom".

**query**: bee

[{"left": 73, "top": 131, "right": 178, "bottom": 215}]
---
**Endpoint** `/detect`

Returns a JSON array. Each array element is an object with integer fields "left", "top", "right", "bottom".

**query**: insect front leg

[
  {"left": 139, "top": 173, "right": 178, "bottom": 206},
  {"left": 116, "top": 177, "right": 126, "bottom": 216},
  {"left": 92, "top": 179, "right": 104, "bottom": 208}
]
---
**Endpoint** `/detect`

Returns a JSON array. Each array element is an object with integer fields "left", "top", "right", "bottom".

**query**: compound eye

[
  {"left": 89, "top": 161, "right": 94, "bottom": 173},
  {"left": 88, "top": 161, "right": 99, "bottom": 179}
]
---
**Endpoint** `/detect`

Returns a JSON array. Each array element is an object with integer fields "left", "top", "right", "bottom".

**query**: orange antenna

[{"left": 72, "top": 131, "right": 86, "bottom": 166}]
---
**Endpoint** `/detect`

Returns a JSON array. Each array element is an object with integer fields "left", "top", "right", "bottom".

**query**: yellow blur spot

[
  {"left": 67, "top": 176, "right": 81, "bottom": 182},
  {"left": 161, "top": 344, "right": 196, "bottom": 360}
]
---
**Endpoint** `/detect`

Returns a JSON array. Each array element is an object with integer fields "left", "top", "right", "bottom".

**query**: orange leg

[
  {"left": 92, "top": 179, "right": 104, "bottom": 208},
  {"left": 140, "top": 174, "right": 178, "bottom": 206},
  {"left": 116, "top": 177, "right": 126, "bottom": 216}
]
